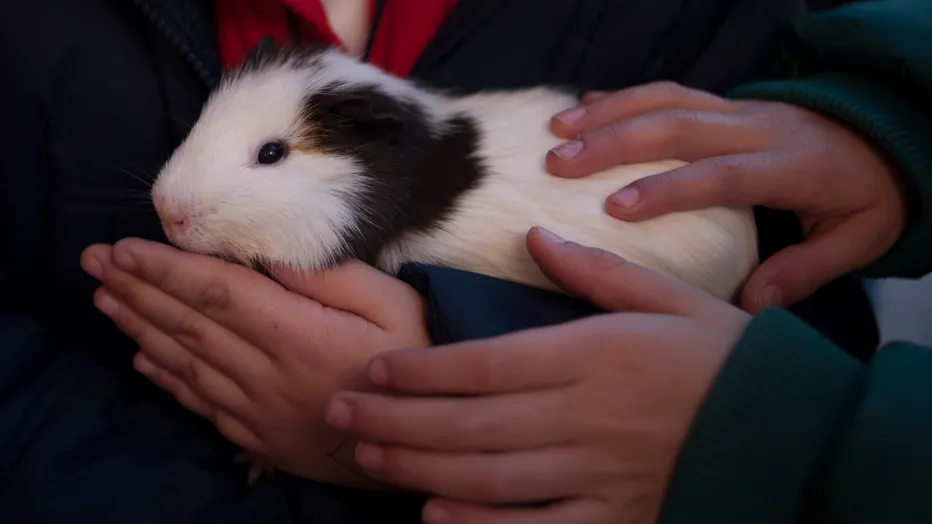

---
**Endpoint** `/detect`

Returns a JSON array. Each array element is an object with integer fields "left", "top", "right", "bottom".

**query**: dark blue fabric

[
  {"left": 5, "top": 0, "right": 873, "bottom": 522},
  {"left": 398, "top": 264, "right": 603, "bottom": 343}
]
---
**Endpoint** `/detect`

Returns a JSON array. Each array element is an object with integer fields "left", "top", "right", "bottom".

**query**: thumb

[
  {"left": 740, "top": 217, "right": 882, "bottom": 313},
  {"left": 270, "top": 261, "right": 424, "bottom": 330},
  {"left": 526, "top": 227, "right": 715, "bottom": 316}
]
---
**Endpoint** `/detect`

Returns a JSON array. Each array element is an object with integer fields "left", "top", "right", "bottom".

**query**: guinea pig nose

[{"left": 160, "top": 209, "right": 189, "bottom": 232}]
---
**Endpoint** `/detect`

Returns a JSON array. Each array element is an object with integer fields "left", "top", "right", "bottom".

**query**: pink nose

[
  {"left": 154, "top": 199, "right": 190, "bottom": 235},
  {"left": 162, "top": 211, "right": 188, "bottom": 232}
]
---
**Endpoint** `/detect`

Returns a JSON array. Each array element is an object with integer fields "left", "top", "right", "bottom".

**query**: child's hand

[
  {"left": 547, "top": 82, "right": 909, "bottom": 312},
  {"left": 325, "top": 227, "right": 750, "bottom": 524},
  {"left": 80, "top": 238, "right": 430, "bottom": 487}
]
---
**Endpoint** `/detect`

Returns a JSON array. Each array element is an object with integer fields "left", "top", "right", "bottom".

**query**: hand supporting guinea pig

[
  {"left": 80, "top": 239, "right": 430, "bottom": 488},
  {"left": 325, "top": 227, "right": 750, "bottom": 524},
  {"left": 547, "top": 81, "right": 909, "bottom": 312}
]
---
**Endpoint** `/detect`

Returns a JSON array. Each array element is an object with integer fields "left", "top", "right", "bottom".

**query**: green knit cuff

[
  {"left": 729, "top": 73, "right": 932, "bottom": 279},
  {"left": 808, "top": 342, "right": 932, "bottom": 522},
  {"left": 659, "top": 308, "right": 865, "bottom": 524}
]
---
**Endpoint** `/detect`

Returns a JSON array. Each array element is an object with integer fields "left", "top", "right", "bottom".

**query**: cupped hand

[
  {"left": 324, "top": 227, "right": 751, "bottom": 524},
  {"left": 547, "top": 81, "right": 909, "bottom": 312},
  {"left": 80, "top": 238, "right": 430, "bottom": 487}
]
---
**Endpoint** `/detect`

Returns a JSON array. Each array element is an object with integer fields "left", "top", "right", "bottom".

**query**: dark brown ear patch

[
  {"left": 324, "top": 96, "right": 405, "bottom": 144},
  {"left": 302, "top": 86, "right": 413, "bottom": 149}
]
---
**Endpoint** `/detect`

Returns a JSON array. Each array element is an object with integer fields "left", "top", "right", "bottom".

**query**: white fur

[{"left": 152, "top": 48, "right": 758, "bottom": 301}]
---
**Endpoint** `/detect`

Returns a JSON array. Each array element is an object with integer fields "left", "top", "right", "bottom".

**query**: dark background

[{"left": 808, "top": 0, "right": 856, "bottom": 11}]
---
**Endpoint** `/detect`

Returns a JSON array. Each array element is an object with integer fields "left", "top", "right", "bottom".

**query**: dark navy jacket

[{"left": 1, "top": 1, "right": 876, "bottom": 522}]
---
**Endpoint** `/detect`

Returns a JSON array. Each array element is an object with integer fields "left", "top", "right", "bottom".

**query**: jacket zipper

[{"left": 131, "top": 0, "right": 218, "bottom": 88}]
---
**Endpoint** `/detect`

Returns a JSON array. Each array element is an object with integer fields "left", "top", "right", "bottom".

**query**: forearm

[{"left": 660, "top": 308, "right": 932, "bottom": 523}]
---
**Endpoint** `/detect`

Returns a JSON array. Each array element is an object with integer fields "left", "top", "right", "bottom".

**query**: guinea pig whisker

[
  {"left": 118, "top": 166, "right": 155, "bottom": 188},
  {"left": 170, "top": 114, "right": 194, "bottom": 130},
  {"left": 117, "top": 197, "right": 156, "bottom": 207}
]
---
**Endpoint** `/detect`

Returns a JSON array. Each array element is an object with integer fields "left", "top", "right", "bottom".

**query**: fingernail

[
  {"left": 550, "top": 140, "right": 584, "bottom": 160},
  {"left": 368, "top": 358, "right": 389, "bottom": 387},
  {"left": 609, "top": 188, "right": 640, "bottom": 209},
  {"left": 534, "top": 227, "right": 565, "bottom": 244},
  {"left": 422, "top": 503, "right": 451, "bottom": 524},
  {"left": 555, "top": 106, "right": 586, "bottom": 124},
  {"left": 134, "top": 354, "right": 156, "bottom": 375},
  {"left": 325, "top": 398, "right": 353, "bottom": 429},
  {"left": 95, "top": 290, "right": 120, "bottom": 316},
  {"left": 355, "top": 443, "right": 383, "bottom": 471},
  {"left": 84, "top": 257, "right": 103, "bottom": 279},
  {"left": 758, "top": 286, "right": 783, "bottom": 309},
  {"left": 114, "top": 249, "right": 136, "bottom": 272}
]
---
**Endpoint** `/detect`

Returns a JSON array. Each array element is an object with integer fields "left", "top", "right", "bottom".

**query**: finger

[
  {"left": 741, "top": 215, "right": 891, "bottom": 313},
  {"left": 94, "top": 263, "right": 269, "bottom": 389},
  {"left": 94, "top": 286, "right": 258, "bottom": 415},
  {"left": 603, "top": 152, "right": 793, "bottom": 221},
  {"left": 132, "top": 353, "right": 264, "bottom": 450},
  {"left": 355, "top": 443, "right": 591, "bottom": 504},
  {"left": 361, "top": 319, "right": 600, "bottom": 394},
  {"left": 551, "top": 81, "right": 736, "bottom": 139},
  {"left": 526, "top": 227, "right": 716, "bottom": 316},
  {"left": 548, "top": 109, "right": 767, "bottom": 179},
  {"left": 270, "top": 261, "right": 426, "bottom": 332},
  {"left": 81, "top": 244, "right": 111, "bottom": 281},
  {"left": 422, "top": 497, "right": 606, "bottom": 524},
  {"left": 134, "top": 353, "right": 215, "bottom": 419},
  {"left": 103, "top": 238, "right": 324, "bottom": 350},
  {"left": 325, "top": 389, "right": 574, "bottom": 451}
]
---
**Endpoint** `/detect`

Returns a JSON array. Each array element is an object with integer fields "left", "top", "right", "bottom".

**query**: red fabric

[{"left": 214, "top": 0, "right": 459, "bottom": 78}]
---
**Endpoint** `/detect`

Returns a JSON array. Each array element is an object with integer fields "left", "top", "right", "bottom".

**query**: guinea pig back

[{"left": 151, "top": 42, "right": 759, "bottom": 301}]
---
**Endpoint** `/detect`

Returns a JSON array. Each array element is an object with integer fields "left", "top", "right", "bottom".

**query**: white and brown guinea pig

[{"left": 151, "top": 41, "right": 759, "bottom": 301}]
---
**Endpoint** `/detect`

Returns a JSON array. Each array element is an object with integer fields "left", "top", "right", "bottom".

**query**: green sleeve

[
  {"left": 659, "top": 308, "right": 932, "bottom": 524},
  {"left": 727, "top": 0, "right": 932, "bottom": 279}
]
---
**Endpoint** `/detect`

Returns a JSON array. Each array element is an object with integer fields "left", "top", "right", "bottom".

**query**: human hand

[
  {"left": 547, "top": 82, "right": 909, "bottom": 312},
  {"left": 323, "top": 227, "right": 751, "bottom": 524},
  {"left": 80, "top": 238, "right": 430, "bottom": 487}
]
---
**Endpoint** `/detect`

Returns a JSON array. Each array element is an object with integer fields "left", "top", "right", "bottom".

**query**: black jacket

[{"left": 0, "top": 1, "right": 876, "bottom": 523}]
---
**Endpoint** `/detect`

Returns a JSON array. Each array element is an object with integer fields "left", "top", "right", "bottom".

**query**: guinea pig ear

[
  {"left": 242, "top": 36, "right": 284, "bottom": 70},
  {"left": 322, "top": 94, "right": 406, "bottom": 145}
]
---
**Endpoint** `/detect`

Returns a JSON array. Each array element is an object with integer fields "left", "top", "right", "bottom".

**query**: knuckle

[
  {"left": 663, "top": 108, "right": 703, "bottom": 134},
  {"left": 593, "top": 124, "right": 633, "bottom": 162},
  {"left": 655, "top": 109, "right": 702, "bottom": 158},
  {"left": 183, "top": 358, "right": 203, "bottom": 386},
  {"left": 747, "top": 105, "right": 785, "bottom": 130},
  {"left": 197, "top": 278, "right": 232, "bottom": 312},
  {"left": 377, "top": 447, "right": 416, "bottom": 484},
  {"left": 173, "top": 387, "right": 209, "bottom": 418},
  {"left": 572, "top": 247, "right": 628, "bottom": 298},
  {"left": 452, "top": 408, "right": 501, "bottom": 443},
  {"left": 479, "top": 466, "right": 515, "bottom": 500},
  {"left": 705, "top": 156, "right": 748, "bottom": 201},
  {"left": 112, "top": 279, "right": 140, "bottom": 310},
  {"left": 585, "top": 247, "right": 628, "bottom": 275},
  {"left": 173, "top": 308, "right": 204, "bottom": 344},
  {"left": 633, "top": 171, "right": 676, "bottom": 198},
  {"left": 469, "top": 352, "right": 507, "bottom": 391},
  {"left": 113, "top": 309, "right": 146, "bottom": 340},
  {"left": 215, "top": 415, "right": 261, "bottom": 450},
  {"left": 645, "top": 80, "right": 687, "bottom": 99}
]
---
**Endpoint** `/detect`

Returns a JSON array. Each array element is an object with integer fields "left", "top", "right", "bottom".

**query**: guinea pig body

[{"left": 152, "top": 43, "right": 758, "bottom": 301}]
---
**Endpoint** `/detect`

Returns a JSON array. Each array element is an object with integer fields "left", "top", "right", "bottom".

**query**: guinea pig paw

[{"left": 234, "top": 451, "right": 278, "bottom": 486}]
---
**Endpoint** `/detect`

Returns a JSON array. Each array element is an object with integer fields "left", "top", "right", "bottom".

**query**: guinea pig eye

[{"left": 257, "top": 142, "right": 288, "bottom": 165}]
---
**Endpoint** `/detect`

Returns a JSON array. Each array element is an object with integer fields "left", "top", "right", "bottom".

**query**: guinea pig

[{"left": 151, "top": 41, "right": 759, "bottom": 302}]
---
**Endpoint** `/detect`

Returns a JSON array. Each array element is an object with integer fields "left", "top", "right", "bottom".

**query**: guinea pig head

[{"left": 150, "top": 47, "right": 433, "bottom": 271}]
